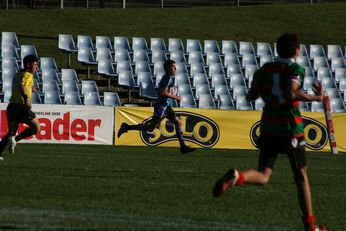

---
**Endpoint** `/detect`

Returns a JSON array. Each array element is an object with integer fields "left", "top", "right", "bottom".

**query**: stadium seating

[
  {"left": 1, "top": 45, "right": 20, "bottom": 61},
  {"left": 217, "top": 94, "right": 234, "bottom": 110},
  {"left": 179, "top": 93, "right": 197, "bottom": 108},
  {"left": 58, "top": 34, "right": 77, "bottom": 67},
  {"left": 95, "top": 36, "right": 114, "bottom": 52},
  {"left": 114, "top": 36, "right": 132, "bottom": 52},
  {"left": 44, "top": 90, "right": 62, "bottom": 104},
  {"left": 103, "top": 91, "right": 121, "bottom": 106},
  {"left": 132, "top": 37, "right": 150, "bottom": 52},
  {"left": 77, "top": 47, "right": 97, "bottom": 78},
  {"left": 168, "top": 38, "right": 185, "bottom": 52},
  {"left": 150, "top": 37, "right": 167, "bottom": 52},
  {"left": 64, "top": 91, "right": 82, "bottom": 105},
  {"left": 83, "top": 92, "right": 102, "bottom": 105},
  {"left": 96, "top": 48, "right": 114, "bottom": 62},
  {"left": 186, "top": 39, "right": 203, "bottom": 53},
  {"left": 49, "top": 33, "right": 346, "bottom": 111},
  {"left": 222, "top": 40, "right": 238, "bottom": 55},
  {"left": 77, "top": 35, "right": 95, "bottom": 51},
  {"left": 198, "top": 93, "right": 216, "bottom": 109},
  {"left": 20, "top": 45, "right": 39, "bottom": 68},
  {"left": 31, "top": 91, "right": 42, "bottom": 104},
  {"left": 1, "top": 32, "right": 20, "bottom": 50}
]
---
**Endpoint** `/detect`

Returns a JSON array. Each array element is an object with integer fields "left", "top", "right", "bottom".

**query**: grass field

[{"left": 0, "top": 144, "right": 345, "bottom": 230}]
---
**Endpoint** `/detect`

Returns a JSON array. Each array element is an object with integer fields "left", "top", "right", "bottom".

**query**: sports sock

[
  {"left": 127, "top": 124, "right": 142, "bottom": 131},
  {"left": 235, "top": 171, "right": 245, "bottom": 186},
  {"left": 0, "top": 133, "right": 10, "bottom": 153}
]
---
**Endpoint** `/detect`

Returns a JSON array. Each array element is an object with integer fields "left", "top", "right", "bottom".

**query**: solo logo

[
  {"left": 140, "top": 111, "right": 219, "bottom": 147},
  {"left": 249, "top": 117, "right": 328, "bottom": 150}
]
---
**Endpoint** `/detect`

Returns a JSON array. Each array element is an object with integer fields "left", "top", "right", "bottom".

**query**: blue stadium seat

[
  {"left": 222, "top": 40, "right": 238, "bottom": 55},
  {"left": 103, "top": 92, "right": 121, "bottom": 107},
  {"left": 150, "top": 37, "right": 167, "bottom": 52},
  {"left": 77, "top": 35, "right": 95, "bottom": 51},
  {"left": 186, "top": 39, "right": 203, "bottom": 53},
  {"left": 217, "top": 94, "right": 234, "bottom": 110},
  {"left": 132, "top": 37, "right": 149, "bottom": 52},
  {"left": 95, "top": 35, "right": 114, "bottom": 52},
  {"left": 64, "top": 91, "right": 82, "bottom": 105},
  {"left": 44, "top": 90, "right": 62, "bottom": 104},
  {"left": 1, "top": 32, "right": 20, "bottom": 50},
  {"left": 198, "top": 93, "right": 216, "bottom": 109},
  {"left": 179, "top": 93, "right": 197, "bottom": 108},
  {"left": 83, "top": 92, "right": 102, "bottom": 106}
]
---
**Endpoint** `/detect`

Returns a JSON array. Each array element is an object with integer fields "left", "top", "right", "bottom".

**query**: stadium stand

[
  {"left": 58, "top": 34, "right": 77, "bottom": 67},
  {"left": 83, "top": 92, "right": 102, "bottom": 105},
  {"left": 64, "top": 91, "right": 82, "bottom": 105},
  {"left": 95, "top": 36, "right": 114, "bottom": 52},
  {"left": 3, "top": 31, "right": 346, "bottom": 112}
]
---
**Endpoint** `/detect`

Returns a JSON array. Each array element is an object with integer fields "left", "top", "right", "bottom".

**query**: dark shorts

[
  {"left": 6, "top": 103, "right": 36, "bottom": 123},
  {"left": 152, "top": 104, "right": 177, "bottom": 124},
  {"left": 258, "top": 134, "right": 307, "bottom": 171}
]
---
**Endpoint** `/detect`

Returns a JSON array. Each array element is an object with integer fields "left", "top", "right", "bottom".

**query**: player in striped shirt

[{"left": 213, "top": 33, "right": 326, "bottom": 231}]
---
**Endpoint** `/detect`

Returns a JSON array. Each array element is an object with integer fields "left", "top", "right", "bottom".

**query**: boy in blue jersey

[{"left": 117, "top": 60, "right": 195, "bottom": 154}]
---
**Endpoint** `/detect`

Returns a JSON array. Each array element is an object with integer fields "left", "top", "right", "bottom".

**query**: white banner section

[{"left": 0, "top": 103, "right": 114, "bottom": 145}]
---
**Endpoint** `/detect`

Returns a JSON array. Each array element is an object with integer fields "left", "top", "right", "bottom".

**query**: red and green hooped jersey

[{"left": 251, "top": 60, "right": 305, "bottom": 138}]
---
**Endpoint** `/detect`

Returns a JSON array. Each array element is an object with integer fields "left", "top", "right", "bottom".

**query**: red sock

[
  {"left": 235, "top": 172, "right": 245, "bottom": 186},
  {"left": 306, "top": 215, "right": 315, "bottom": 225}
]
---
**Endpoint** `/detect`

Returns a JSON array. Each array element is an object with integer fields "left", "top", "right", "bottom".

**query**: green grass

[
  {"left": 1, "top": 3, "right": 346, "bottom": 69},
  {"left": 0, "top": 144, "right": 345, "bottom": 230}
]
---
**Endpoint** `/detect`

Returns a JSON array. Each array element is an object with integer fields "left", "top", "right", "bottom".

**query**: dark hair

[
  {"left": 23, "top": 55, "right": 38, "bottom": 69},
  {"left": 163, "top": 59, "right": 175, "bottom": 71},
  {"left": 276, "top": 33, "right": 300, "bottom": 58}
]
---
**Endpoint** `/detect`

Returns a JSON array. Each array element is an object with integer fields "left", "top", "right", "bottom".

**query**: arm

[
  {"left": 290, "top": 79, "right": 323, "bottom": 102},
  {"left": 246, "top": 86, "right": 260, "bottom": 102},
  {"left": 161, "top": 85, "right": 182, "bottom": 101},
  {"left": 20, "top": 85, "right": 32, "bottom": 109}
]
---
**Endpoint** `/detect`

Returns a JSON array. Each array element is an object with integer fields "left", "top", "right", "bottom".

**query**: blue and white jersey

[{"left": 157, "top": 73, "right": 174, "bottom": 107}]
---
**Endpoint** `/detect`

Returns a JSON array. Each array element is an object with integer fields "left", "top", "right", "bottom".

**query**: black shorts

[
  {"left": 258, "top": 134, "right": 307, "bottom": 171},
  {"left": 152, "top": 104, "right": 177, "bottom": 124},
  {"left": 6, "top": 103, "right": 36, "bottom": 123}
]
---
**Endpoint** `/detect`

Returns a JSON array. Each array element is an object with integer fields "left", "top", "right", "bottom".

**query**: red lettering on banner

[
  {"left": 0, "top": 111, "right": 101, "bottom": 141},
  {"left": 0, "top": 110, "right": 8, "bottom": 138},
  {"left": 53, "top": 112, "right": 70, "bottom": 140},
  {"left": 88, "top": 119, "right": 101, "bottom": 141},
  {"left": 36, "top": 118, "right": 52, "bottom": 140},
  {"left": 71, "top": 119, "right": 87, "bottom": 141}
]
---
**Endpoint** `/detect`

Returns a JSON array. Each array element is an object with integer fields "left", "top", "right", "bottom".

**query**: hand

[
  {"left": 32, "top": 86, "right": 40, "bottom": 92},
  {"left": 312, "top": 81, "right": 324, "bottom": 101},
  {"left": 175, "top": 95, "right": 182, "bottom": 101}
]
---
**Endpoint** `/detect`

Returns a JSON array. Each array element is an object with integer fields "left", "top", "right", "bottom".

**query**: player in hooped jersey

[
  {"left": 117, "top": 60, "right": 195, "bottom": 154},
  {"left": 212, "top": 33, "right": 326, "bottom": 231},
  {"left": 0, "top": 55, "right": 40, "bottom": 160}
]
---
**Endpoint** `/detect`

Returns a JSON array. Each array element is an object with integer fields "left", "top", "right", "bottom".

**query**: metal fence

[{"left": 1, "top": 0, "right": 345, "bottom": 9}]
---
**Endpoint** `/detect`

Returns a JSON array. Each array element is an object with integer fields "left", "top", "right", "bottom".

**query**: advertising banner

[
  {"left": 115, "top": 106, "right": 346, "bottom": 152},
  {"left": 0, "top": 103, "right": 114, "bottom": 145}
]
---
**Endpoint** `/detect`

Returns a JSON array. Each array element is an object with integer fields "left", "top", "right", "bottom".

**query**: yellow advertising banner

[{"left": 115, "top": 106, "right": 346, "bottom": 152}]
